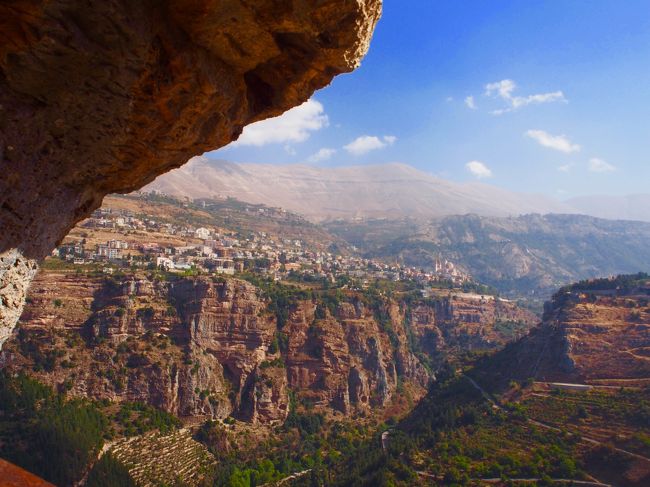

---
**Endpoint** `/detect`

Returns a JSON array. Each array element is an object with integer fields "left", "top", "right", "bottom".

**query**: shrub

[{"left": 87, "top": 453, "right": 136, "bottom": 487}]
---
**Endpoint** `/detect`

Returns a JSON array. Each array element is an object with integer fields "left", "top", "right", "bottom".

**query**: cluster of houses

[{"left": 53, "top": 204, "right": 471, "bottom": 286}]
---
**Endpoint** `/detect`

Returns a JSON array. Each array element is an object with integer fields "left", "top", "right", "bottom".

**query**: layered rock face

[
  {"left": 409, "top": 293, "right": 537, "bottom": 365},
  {"left": 0, "top": 0, "right": 382, "bottom": 346},
  {"left": 486, "top": 289, "right": 650, "bottom": 383},
  {"left": 283, "top": 300, "right": 429, "bottom": 413},
  {"left": 3, "top": 272, "right": 428, "bottom": 423}
]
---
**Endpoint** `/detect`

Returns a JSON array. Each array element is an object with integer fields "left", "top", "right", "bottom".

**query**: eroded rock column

[{"left": 0, "top": 0, "right": 382, "bottom": 347}]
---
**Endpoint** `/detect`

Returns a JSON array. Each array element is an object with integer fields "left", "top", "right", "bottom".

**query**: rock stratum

[
  {"left": 0, "top": 0, "right": 381, "bottom": 347},
  {"left": 476, "top": 275, "right": 650, "bottom": 386},
  {"left": 1, "top": 270, "right": 535, "bottom": 424}
]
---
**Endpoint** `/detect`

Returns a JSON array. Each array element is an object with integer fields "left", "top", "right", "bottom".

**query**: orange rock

[{"left": 0, "top": 459, "right": 55, "bottom": 487}]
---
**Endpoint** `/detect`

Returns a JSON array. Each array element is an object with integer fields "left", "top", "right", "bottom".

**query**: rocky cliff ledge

[
  {"left": 3, "top": 270, "right": 541, "bottom": 425},
  {"left": 476, "top": 284, "right": 650, "bottom": 385},
  {"left": 0, "top": 0, "right": 382, "bottom": 346},
  {"left": 3, "top": 272, "right": 429, "bottom": 424}
]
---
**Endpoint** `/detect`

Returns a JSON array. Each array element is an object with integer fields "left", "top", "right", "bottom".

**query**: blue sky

[{"left": 210, "top": 0, "right": 650, "bottom": 199}]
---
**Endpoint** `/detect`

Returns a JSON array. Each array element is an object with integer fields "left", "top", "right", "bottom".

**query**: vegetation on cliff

[
  {"left": 301, "top": 278, "right": 650, "bottom": 487},
  {"left": 0, "top": 371, "right": 187, "bottom": 486},
  {"left": 0, "top": 372, "right": 107, "bottom": 485}
]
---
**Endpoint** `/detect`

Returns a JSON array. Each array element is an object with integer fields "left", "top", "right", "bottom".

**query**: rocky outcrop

[
  {"left": 0, "top": 0, "right": 382, "bottom": 347},
  {"left": 409, "top": 293, "right": 537, "bottom": 366},
  {"left": 480, "top": 287, "right": 650, "bottom": 385},
  {"left": 3, "top": 271, "right": 427, "bottom": 424},
  {"left": 0, "top": 250, "right": 38, "bottom": 345},
  {"left": 283, "top": 300, "right": 429, "bottom": 414},
  {"left": 0, "top": 459, "right": 55, "bottom": 487}
]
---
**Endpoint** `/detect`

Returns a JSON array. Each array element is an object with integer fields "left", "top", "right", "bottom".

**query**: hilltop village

[{"left": 53, "top": 194, "right": 471, "bottom": 289}]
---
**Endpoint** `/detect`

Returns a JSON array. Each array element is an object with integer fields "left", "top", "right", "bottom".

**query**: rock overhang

[{"left": 0, "top": 0, "right": 382, "bottom": 346}]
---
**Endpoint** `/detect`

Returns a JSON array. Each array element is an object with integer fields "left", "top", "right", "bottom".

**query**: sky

[{"left": 209, "top": 0, "right": 650, "bottom": 199}]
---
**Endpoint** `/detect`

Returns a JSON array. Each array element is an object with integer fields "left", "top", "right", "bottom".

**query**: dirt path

[
  {"left": 259, "top": 469, "right": 311, "bottom": 487},
  {"left": 416, "top": 471, "right": 611, "bottom": 486},
  {"left": 75, "top": 439, "right": 118, "bottom": 486}
]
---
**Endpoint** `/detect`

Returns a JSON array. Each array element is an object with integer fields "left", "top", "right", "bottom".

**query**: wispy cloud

[
  {"left": 344, "top": 135, "right": 396, "bottom": 156},
  {"left": 485, "top": 79, "right": 567, "bottom": 115},
  {"left": 231, "top": 99, "right": 328, "bottom": 146},
  {"left": 464, "top": 95, "right": 477, "bottom": 110},
  {"left": 525, "top": 129, "right": 581, "bottom": 153},
  {"left": 307, "top": 147, "right": 336, "bottom": 164},
  {"left": 466, "top": 160, "right": 492, "bottom": 179},
  {"left": 557, "top": 163, "right": 574, "bottom": 173},
  {"left": 589, "top": 158, "right": 616, "bottom": 173}
]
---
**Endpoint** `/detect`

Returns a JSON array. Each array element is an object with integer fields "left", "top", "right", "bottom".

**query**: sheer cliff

[
  {"left": 3, "top": 272, "right": 428, "bottom": 422},
  {"left": 2, "top": 271, "right": 535, "bottom": 424}
]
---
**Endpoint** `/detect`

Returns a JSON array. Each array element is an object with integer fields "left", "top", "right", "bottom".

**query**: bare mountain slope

[{"left": 146, "top": 157, "right": 572, "bottom": 221}]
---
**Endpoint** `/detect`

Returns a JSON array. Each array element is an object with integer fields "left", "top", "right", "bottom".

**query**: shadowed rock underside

[{"left": 0, "top": 0, "right": 382, "bottom": 346}]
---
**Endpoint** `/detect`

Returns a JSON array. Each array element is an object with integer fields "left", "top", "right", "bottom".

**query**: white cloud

[
  {"left": 557, "top": 163, "right": 573, "bottom": 173},
  {"left": 485, "top": 79, "right": 567, "bottom": 115},
  {"left": 589, "top": 158, "right": 616, "bottom": 173},
  {"left": 307, "top": 147, "right": 336, "bottom": 164},
  {"left": 464, "top": 95, "right": 477, "bottom": 109},
  {"left": 344, "top": 135, "right": 397, "bottom": 156},
  {"left": 231, "top": 99, "right": 328, "bottom": 146},
  {"left": 525, "top": 129, "right": 581, "bottom": 153},
  {"left": 485, "top": 79, "right": 517, "bottom": 99},
  {"left": 466, "top": 160, "right": 493, "bottom": 179}
]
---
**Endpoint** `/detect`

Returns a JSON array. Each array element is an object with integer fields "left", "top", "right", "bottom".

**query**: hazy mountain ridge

[
  {"left": 146, "top": 160, "right": 650, "bottom": 297},
  {"left": 145, "top": 157, "right": 574, "bottom": 221},
  {"left": 326, "top": 213, "right": 650, "bottom": 298}
]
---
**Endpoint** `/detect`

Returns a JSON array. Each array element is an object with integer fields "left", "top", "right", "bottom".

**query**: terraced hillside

[{"left": 109, "top": 429, "right": 214, "bottom": 487}]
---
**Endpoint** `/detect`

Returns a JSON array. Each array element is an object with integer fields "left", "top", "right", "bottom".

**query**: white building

[
  {"left": 195, "top": 227, "right": 211, "bottom": 239},
  {"left": 108, "top": 239, "right": 128, "bottom": 249},
  {"left": 156, "top": 257, "right": 175, "bottom": 270}
]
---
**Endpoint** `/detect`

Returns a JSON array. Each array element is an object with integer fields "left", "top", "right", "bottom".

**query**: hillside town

[{"left": 53, "top": 202, "right": 471, "bottom": 287}]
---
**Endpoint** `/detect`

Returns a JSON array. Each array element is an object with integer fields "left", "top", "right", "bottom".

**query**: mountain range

[
  {"left": 144, "top": 157, "right": 573, "bottom": 221},
  {"left": 326, "top": 214, "right": 650, "bottom": 298},
  {"left": 145, "top": 157, "right": 650, "bottom": 222}
]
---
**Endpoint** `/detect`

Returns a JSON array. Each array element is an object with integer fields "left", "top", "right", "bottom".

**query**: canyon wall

[
  {"left": 476, "top": 287, "right": 650, "bottom": 385},
  {"left": 3, "top": 272, "right": 430, "bottom": 423},
  {"left": 3, "top": 271, "right": 538, "bottom": 423},
  {"left": 410, "top": 294, "right": 537, "bottom": 366},
  {"left": 0, "top": 0, "right": 382, "bottom": 346}
]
